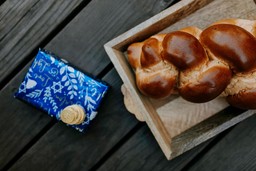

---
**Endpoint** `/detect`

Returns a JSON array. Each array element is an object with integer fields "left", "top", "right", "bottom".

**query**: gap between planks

[
  {"left": 180, "top": 126, "right": 235, "bottom": 171},
  {"left": 0, "top": 0, "right": 91, "bottom": 90},
  {"left": 1, "top": 63, "right": 113, "bottom": 171},
  {"left": 2, "top": 120, "right": 56, "bottom": 171},
  {"left": 4, "top": 0, "right": 181, "bottom": 169},
  {"left": 0, "top": 0, "right": 6, "bottom": 6},
  {"left": 0, "top": 0, "right": 94, "bottom": 169},
  {"left": 2, "top": 63, "right": 114, "bottom": 171},
  {"left": 1, "top": 0, "right": 181, "bottom": 169},
  {"left": 89, "top": 122, "right": 144, "bottom": 171}
]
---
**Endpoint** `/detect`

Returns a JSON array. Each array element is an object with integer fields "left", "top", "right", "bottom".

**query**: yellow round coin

[{"left": 60, "top": 105, "right": 86, "bottom": 125}]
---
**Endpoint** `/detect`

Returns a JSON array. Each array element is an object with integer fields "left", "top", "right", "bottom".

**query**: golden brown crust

[
  {"left": 163, "top": 29, "right": 231, "bottom": 103},
  {"left": 200, "top": 24, "right": 256, "bottom": 72},
  {"left": 180, "top": 66, "right": 232, "bottom": 103},
  {"left": 227, "top": 89, "right": 256, "bottom": 109},
  {"left": 136, "top": 70, "right": 177, "bottom": 99},
  {"left": 140, "top": 38, "right": 161, "bottom": 68},
  {"left": 162, "top": 31, "right": 207, "bottom": 70},
  {"left": 211, "top": 18, "right": 256, "bottom": 37},
  {"left": 128, "top": 34, "right": 178, "bottom": 99},
  {"left": 127, "top": 42, "right": 143, "bottom": 69},
  {"left": 127, "top": 19, "right": 256, "bottom": 109},
  {"left": 200, "top": 21, "right": 256, "bottom": 108}
]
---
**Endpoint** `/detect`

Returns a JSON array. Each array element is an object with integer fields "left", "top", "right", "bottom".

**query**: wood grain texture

[
  {"left": 187, "top": 115, "right": 256, "bottom": 171},
  {"left": 0, "top": 0, "right": 83, "bottom": 85},
  {"left": 151, "top": 97, "right": 229, "bottom": 138},
  {"left": 0, "top": 51, "right": 112, "bottom": 169},
  {"left": 45, "top": 0, "right": 176, "bottom": 76},
  {"left": 97, "top": 125, "right": 213, "bottom": 171},
  {"left": 0, "top": 62, "right": 52, "bottom": 170},
  {"left": 171, "top": 108, "right": 256, "bottom": 158},
  {"left": 104, "top": 0, "right": 217, "bottom": 159},
  {"left": 162, "top": 0, "right": 256, "bottom": 33},
  {"left": 9, "top": 69, "right": 139, "bottom": 171},
  {"left": 105, "top": 0, "right": 256, "bottom": 159},
  {"left": 121, "top": 85, "right": 145, "bottom": 122},
  {"left": 106, "top": 0, "right": 212, "bottom": 50},
  {"left": 0, "top": 0, "right": 176, "bottom": 169},
  {"left": 158, "top": 0, "right": 256, "bottom": 158}
]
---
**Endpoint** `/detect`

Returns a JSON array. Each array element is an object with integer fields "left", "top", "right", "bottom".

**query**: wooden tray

[{"left": 104, "top": 0, "right": 256, "bottom": 160}]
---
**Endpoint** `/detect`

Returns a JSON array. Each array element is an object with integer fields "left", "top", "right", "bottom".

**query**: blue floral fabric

[{"left": 15, "top": 49, "right": 109, "bottom": 132}]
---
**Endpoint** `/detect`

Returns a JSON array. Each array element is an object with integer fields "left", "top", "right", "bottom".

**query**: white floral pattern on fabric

[{"left": 15, "top": 49, "right": 109, "bottom": 133}]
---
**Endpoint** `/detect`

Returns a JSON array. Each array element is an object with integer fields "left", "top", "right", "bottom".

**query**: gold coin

[{"left": 60, "top": 105, "right": 86, "bottom": 125}]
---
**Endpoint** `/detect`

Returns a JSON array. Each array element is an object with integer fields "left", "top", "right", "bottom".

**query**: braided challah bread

[{"left": 127, "top": 19, "right": 256, "bottom": 109}]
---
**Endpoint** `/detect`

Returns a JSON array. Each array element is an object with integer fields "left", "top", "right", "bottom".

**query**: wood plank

[
  {"left": 9, "top": 69, "right": 139, "bottom": 171},
  {"left": 0, "top": 48, "right": 114, "bottom": 170},
  {"left": 0, "top": 0, "right": 83, "bottom": 85},
  {"left": 104, "top": 0, "right": 256, "bottom": 159},
  {"left": 44, "top": 0, "right": 177, "bottom": 77},
  {"left": 0, "top": 0, "right": 176, "bottom": 169},
  {"left": 97, "top": 125, "right": 213, "bottom": 171},
  {"left": 185, "top": 115, "right": 256, "bottom": 171},
  {"left": 0, "top": 62, "right": 53, "bottom": 170}
]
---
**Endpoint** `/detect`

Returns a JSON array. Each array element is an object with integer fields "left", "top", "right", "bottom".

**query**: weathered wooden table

[{"left": 1, "top": 0, "right": 256, "bottom": 170}]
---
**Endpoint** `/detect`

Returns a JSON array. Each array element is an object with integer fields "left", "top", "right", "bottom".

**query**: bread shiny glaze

[
  {"left": 201, "top": 24, "right": 256, "bottom": 72},
  {"left": 163, "top": 29, "right": 232, "bottom": 103},
  {"left": 127, "top": 34, "right": 178, "bottom": 99},
  {"left": 201, "top": 19, "right": 256, "bottom": 109},
  {"left": 127, "top": 19, "right": 256, "bottom": 109}
]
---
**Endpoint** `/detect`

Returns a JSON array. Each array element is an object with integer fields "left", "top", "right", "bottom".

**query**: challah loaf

[{"left": 127, "top": 19, "right": 256, "bottom": 109}]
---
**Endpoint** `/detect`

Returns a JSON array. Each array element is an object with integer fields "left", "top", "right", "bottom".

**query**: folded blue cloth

[{"left": 15, "top": 49, "right": 109, "bottom": 132}]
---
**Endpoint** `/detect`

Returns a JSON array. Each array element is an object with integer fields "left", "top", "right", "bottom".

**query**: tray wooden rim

[{"left": 104, "top": 0, "right": 256, "bottom": 159}]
